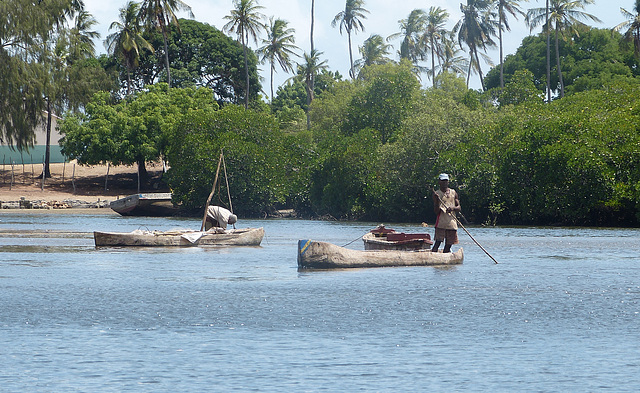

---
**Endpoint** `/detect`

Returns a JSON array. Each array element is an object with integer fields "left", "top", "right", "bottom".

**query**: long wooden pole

[
  {"left": 200, "top": 152, "right": 224, "bottom": 231},
  {"left": 432, "top": 188, "right": 499, "bottom": 264}
]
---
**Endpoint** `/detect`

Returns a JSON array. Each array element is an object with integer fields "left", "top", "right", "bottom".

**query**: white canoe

[
  {"left": 94, "top": 227, "right": 264, "bottom": 247},
  {"left": 109, "top": 193, "right": 178, "bottom": 216},
  {"left": 298, "top": 239, "right": 463, "bottom": 269}
]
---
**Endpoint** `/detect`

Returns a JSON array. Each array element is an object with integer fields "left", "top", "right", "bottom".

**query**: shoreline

[{"left": 0, "top": 161, "right": 166, "bottom": 212}]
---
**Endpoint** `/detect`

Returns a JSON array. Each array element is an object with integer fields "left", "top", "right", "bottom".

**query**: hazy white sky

[{"left": 84, "top": 0, "right": 628, "bottom": 95}]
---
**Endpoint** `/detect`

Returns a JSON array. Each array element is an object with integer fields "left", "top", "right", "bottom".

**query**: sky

[{"left": 83, "top": 0, "right": 628, "bottom": 97}]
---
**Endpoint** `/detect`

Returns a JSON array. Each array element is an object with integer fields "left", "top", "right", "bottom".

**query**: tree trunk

[
  {"left": 162, "top": 29, "right": 171, "bottom": 87},
  {"left": 310, "top": 0, "right": 315, "bottom": 105},
  {"left": 555, "top": 26, "right": 565, "bottom": 98},
  {"left": 137, "top": 158, "right": 148, "bottom": 187},
  {"left": 44, "top": 98, "right": 52, "bottom": 178},
  {"left": 243, "top": 31, "right": 250, "bottom": 109},
  {"left": 499, "top": 12, "right": 504, "bottom": 89},
  {"left": 545, "top": 0, "right": 551, "bottom": 102},
  {"left": 348, "top": 30, "right": 354, "bottom": 79}
]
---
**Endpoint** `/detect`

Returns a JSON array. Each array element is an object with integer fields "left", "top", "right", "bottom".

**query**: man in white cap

[
  {"left": 431, "top": 173, "right": 460, "bottom": 253},
  {"left": 205, "top": 205, "right": 237, "bottom": 230}
]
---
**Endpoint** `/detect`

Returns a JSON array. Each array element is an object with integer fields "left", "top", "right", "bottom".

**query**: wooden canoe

[
  {"left": 109, "top": 193, "right": 178, "bottom": 216},
  {"left": 297, "top": 239, "right": 463, "bottom": 269},
  {"left": 94, "top": 227, "right": 264, "bottom": 247},
  {"left": 362, "top": 231, "right": 433, "bottom": 251}
]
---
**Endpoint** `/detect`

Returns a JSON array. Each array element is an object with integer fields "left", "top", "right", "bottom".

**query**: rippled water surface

[{"left": 1, "top": 211, "right": 639, "bottom": 392}]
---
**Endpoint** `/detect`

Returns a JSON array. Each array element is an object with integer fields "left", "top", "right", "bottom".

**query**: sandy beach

[{"left": 0, "top": 161, "right": 167, "bottom": 210}]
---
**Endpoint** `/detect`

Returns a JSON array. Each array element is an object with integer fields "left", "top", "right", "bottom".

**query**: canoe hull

[
  {"left": 298, "top": 240, "right": 463, "bottom": 269},
  {"left": 94, "top": 227, "right": 264, "bottom": 247},
  {"left": 109, "top": 193, "right": 178, "bottom": 217}
]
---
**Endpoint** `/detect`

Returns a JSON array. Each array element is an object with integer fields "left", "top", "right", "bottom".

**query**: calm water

[{"left": 0, "top": 211, "right": 639, "bottom": 392}]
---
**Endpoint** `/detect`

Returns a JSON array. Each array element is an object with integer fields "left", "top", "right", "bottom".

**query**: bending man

[{"left": 205, "top": 206, "right": 237, "bottom": 230}]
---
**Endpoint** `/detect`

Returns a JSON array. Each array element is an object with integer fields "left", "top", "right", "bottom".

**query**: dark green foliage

[
  {"left": 165, "top": 105, "right": 286, "bottom": 216},
  {"left": 129, "top": 19, "right": 261, "bottom": 105},
  {"left": 485, "top": 28, "right": 640, "bottom": 96}
]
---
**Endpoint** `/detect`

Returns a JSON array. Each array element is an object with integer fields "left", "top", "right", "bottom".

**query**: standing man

[{"left": 431, "top": 173, "right": 460, "bottom": 253}]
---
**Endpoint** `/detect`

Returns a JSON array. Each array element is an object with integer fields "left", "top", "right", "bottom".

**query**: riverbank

[{"left": 0, "top": 161, "right": 167, "bottom": 210}]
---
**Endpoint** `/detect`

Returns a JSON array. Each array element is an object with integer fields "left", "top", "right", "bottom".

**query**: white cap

[{"left": 438, "top": 173, "right": 449, "bottom": 181}]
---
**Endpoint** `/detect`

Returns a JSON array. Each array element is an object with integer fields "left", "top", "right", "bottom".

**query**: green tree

[
  {"left": 60, "top": 84, "right": 218, "bottom": 183},
  {"left": 343, "top": 61, "right": 420, "bottom": 143},
  {"left": 224, "top": 0, "right": 266, "bottom": 109},
  {"left": 139, "top": 0, "right": 194, "bottom": 87},
  {"left": 613, "top": 0, "right": 640, "bottom": 57},
  {"left": 498, "top": 69, "right": 543, "bottom": 105},
  {"left": 423, "top": 6, "right": 450, "bottom": 85},
  {"left": 257, "top": 17, "right": 298, "bottom": 101},
  {"left": 145, "top": 19, "right": 260, "bottom": 105},
  {"left": 1, "top": 0, "right": 72, "bottom": 149},
  {"left": 353, "top": 34, "right": 393, "bottom": 75},
  {"left": 390, "top": 9, "right": 428, "bottom": 68},
  {"left": 165, "top": 105, "right": 286, "bottom": 216},
  {"left": 297, "top": 49, "right": 329, "bottom": 129},
  {"left": 106, "top": 1, "right": 155, "bottom": 96},
  {"left": 495, "top": 0, "right": 526, "bottom": 88},
  {"left": 455, "top": 0, "right": 497, "bottom": 90},
  {"left": 526, "top": 0, "right": 601, "bottom": 98},
  {"left": 332, "top": 0, "right": 370, "bottom": 79}
]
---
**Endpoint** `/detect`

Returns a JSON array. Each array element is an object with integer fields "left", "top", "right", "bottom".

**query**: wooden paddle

[
  {"left": 200, "top": 152, "right": 224, "bottom": 231},
  {"left": 432, "top": 187, "right": 499, "bottom": 264}
]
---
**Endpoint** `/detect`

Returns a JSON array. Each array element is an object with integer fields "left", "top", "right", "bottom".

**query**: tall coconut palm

[
  {"left": 257, "top": 17, "right": 298, "bottom": 101},
  {"left": 527, "top": 0, "right": 601, "bottom": 98},
  {"left": 613, "top": 0, "right": 640, "bottom": 58},
  {"left": 67, "top": 9, "right": 100, "bottom": 63},
  {"left": 454, "top": 0, "right": 497, "bottom": 90},
  {"left": 106, "top": 1, "right": 155, "bottom": 96},
  {"left": 331, "top": 0, "right": 369, "bottom": 79},
  {"left": 224, "top": 0, "right": 266, "bottom": 108},
  {"left": 389, "top": 9, "right": 429, "bottom": 73},
  {"left": 423, "top": 6, "right": 449, "bottom": 86},
  {"left": 353, "top": 33, "right": 392, "bottom": 75},
  {"left": 297, "top": 49, "right": 328, "bottom": 129},
  {"left": 139, "top": 0, "right": 193, "bottom": 88},
  {"left": 436, "top": 31, "right": 470, "bottom": 77},
  {"left": 495, "top": 0, "right": 526, "bottom": 88}
]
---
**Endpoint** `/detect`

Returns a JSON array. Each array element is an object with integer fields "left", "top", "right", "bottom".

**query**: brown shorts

[{"left": 435, "top": 228, "right": 459, "bottom": 244}]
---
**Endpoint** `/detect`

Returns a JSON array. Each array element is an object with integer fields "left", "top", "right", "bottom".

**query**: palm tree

[
  {"left": 353, "top": 34, "right": 392, "bottom": 75},
  {"left": 423, "top": 6, "right": 450, "bottom": 86},
  {"left": 139, "top": 0, "right": 193, "bottom": 88},
  {"left": 257, "top": 17, "right": 298, "bottom": 101},
  {"left": 613, "top": 0, "right": 640, "bottom": 58},
  {"left": 297, "top": 49, "right": 328, "bottom": 129},
  {"left": 331, "top": 0, "right": 369, "bottom": 79},
  {"left": 389, "top": 9, "right": 430, "bottom": 78},
  {"left": 106, "top": 1, "right": 155, "bottom": 96},
  {"left": 527, "top": 0, "right": 601, "bottom": 98},
  {"left": 67, "top": 9, "right": 100, "bottom": 63},
  {"left": 436, "top": 30, "right": 469, "bottom": 77},
  {"left": 495, "top": 0, "right": 526, "bottom": 88},
  {"left": 454, "top": 0, "right": 497, "bottom": 90},
  {"left": 224, "top": 0, "right": 266, "bottom": 108},
  {"left": 310, "top": 0, "right": 316, "bottom": 97}
]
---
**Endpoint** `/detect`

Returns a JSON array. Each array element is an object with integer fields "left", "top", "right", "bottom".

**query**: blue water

[{"left": 1, "top": 212, "right": 639, "bottom": 392}]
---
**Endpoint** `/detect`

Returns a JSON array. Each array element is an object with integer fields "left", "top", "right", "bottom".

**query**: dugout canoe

[
  {"left": 94, "top": 227, "right": 264, "bottom": 247},
  {"left": 109, "top": 193, "right": 178, "bottom": 216},
  {"left": 297, "top": 239, "right": 463, "bottom": 269},
  {"left": 362, "top": 225, "right": 433, "bottom": 251}
]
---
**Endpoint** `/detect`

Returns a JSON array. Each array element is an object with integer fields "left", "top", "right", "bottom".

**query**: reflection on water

[{"left": 0, "top": 212, "right": 639, "bottom": 392}]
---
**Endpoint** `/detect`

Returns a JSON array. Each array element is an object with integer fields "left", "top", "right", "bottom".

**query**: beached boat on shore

[
  {"left": 297, "top": 239, "right": 463, "bottom": 269},
  {"left": 362, "top": 224, "right": 433, "bottom": 251},
  {"left": 109, "top": 193, "right": 178, "bottom": 216},
  {"left": 94, "top": 227, "right": 264, "bottom": 247}
]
